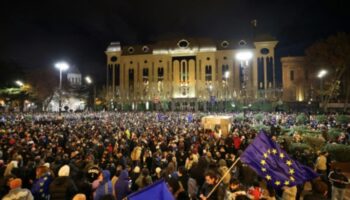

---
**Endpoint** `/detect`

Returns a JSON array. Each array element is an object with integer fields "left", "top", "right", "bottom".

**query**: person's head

[
  {"left": 204, "top": 170, "right": 217, "bottom": 185},
  {"left": 229, "top": 178, "right": 240, "bottom": 190},
  {"left": 9, "top": 178, "right": 22, "bottom": 189},
  {"left": 73, "top": 194, "right": 86, "bottom": 200},
  {"left": 36, "top": 165, "right": 49, "bottom": 178},
  {"left": 178, "top": 166, "right": 186, "bottom": 176},
  {"left": 58, "top": 165, "right": 70, "bottom": 177}
]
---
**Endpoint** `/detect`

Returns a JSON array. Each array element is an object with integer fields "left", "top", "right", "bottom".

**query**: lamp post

[
  {"left": 15, "top": 80, "right": 24, "bottom": 112},
  {"left": 236, "top": 51, "right": 253, "bottom": 117},
  {"left": 207, "top": 84, "right": 213, "bottom": 112},
  {"left": 317, "top": 69, "right": 327, "bottom": 104},
  {"left": 85, "top": 76, "right": 96, "bottom": 111},
  {"left": 15, "top": 80, "right": 24, "bottom": 87},
  {"left": 224, "top": 71, "right": 229, "bottom": 112},
  {"left": 55, "top": 62, "right": 69, "bottom": 115}
]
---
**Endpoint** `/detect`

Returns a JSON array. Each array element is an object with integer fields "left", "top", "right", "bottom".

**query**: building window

[
  {"left": 221, "top": 41, "right": 229, "bottom": 48},
  {"left": 129, "top": 69, "right": 134, "bottom": 92},
  {"left": 143, "top": 68, "right": 149, "bottom": 81},
  {"left": 290, "top": 70, "right": 294, "bottom": 81},
  {"left": 222, "top": 64, "right": 229, "bottom": 80},
  {"left": 205, "top": 65, "right": 212, "bottom": 81},
  {"left": 180, "top": 61, "right": 188, "bottom": 82},
  {"left": 177, "top": 39, "right": 189, "bottom": 48},
  {"left": 158, "top": 67, "right": 164, "bottom": 81},
  {"left": 128, "top": 47, "right": 134, "bottom": 54}
]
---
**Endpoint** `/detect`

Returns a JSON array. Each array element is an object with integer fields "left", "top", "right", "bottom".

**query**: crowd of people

[{"left": 0, "top": 111, "right": 349, "bottom": 200}]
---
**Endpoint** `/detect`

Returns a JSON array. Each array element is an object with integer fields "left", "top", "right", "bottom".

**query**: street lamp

[
  {"left": 236, "top": 51, "right": 253, "bottom": 117},
  {"left": 85, "top": 76, "right": 96, "bottom": 111},
  {"left": 207, "top": 84, "right": 213, "bottom": 112},
  {"left": 15, "top": 80, "right": 24, "bottom": 87},
  {"left": 317, "top": 69, "right": 327, "bottom": 103},
  {"left": 224, "top": 71, "right": 229, "bottom": 112},
  {"left": 55, "top": 61, "right": 69, "bottom": 115}
]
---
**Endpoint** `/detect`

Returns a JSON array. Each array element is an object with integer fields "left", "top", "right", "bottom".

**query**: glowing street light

[
  {"left": 317, "top": 69, "right": 328, "bottom": 103},
  {"left": 236, "top": 51, "right": 253, "bottom": 62},
  {"left": 224, "top": 71, "right": 230, "bottom": 112},
  {"left": 236, "top": 51, "right": 252, "bottom": 117},
  {"left": 15, "top": 80, "right": 24, "bottom": 87},
  {"left": 85, "top": 76, "right": 92, "bottom": 84},
  {"left": 317, "top": 70, "right": 327, "bottom": 78},
  {"left": 85, "top": 76, "right": 96, "bottom": 111},
  {"left": 55, "top": 61, "right": 69, "bottom": 115}
]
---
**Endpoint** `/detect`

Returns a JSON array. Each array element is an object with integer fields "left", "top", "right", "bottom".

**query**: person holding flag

[
  {"left": 203, "top": 130, "right": 319, "bottom": 200},
  {"left": 240, "top": 131, "right": 319, "bottom": 190}
]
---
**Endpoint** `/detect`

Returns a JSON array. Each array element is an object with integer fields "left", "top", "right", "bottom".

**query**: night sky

[{"left": 1, "top": 0, "right": 349, "bottom": 86}]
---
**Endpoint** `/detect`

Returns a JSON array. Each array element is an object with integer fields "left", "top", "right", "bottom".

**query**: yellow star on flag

[
  {"left": 265, "top": 175, "right": 272, "bottom": 180},
  {"left": 260, "top": 160, "right": 266, "bottom": 165},
  {"left": 290, "top": 176, "right": 295, "bottom": 182},
  {"left": 284, "top": 181, "right": 290, "bottom": 185},
  {"left": 263, "top": 153, "right": 268, "bottom": 158},
  {"left": 261, "top": 167, "right": 267, "bottom": 172},
  {"left": 272, "top": 149, "right": 277, "bottom": 154},
  {"left": 267, "top": 149, "right": 271, "bottom": 154},
  {"left": 279, "top": 153, "right": 284, "bottom": 158},
  {"left": 275, "top": 181, "right": 281, "bottom": 186},
  {"left": 289, "top": 169, "right": 295, "bottom": 174},
  {"left": 286, "top": 160, "right": 292, "bottom": 166}
]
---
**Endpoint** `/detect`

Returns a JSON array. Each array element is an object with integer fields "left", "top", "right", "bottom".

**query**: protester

[
  {"left": 328, "top": 168, "right": 349, "bottom": 200},
  {"left": 3, "top": 178, "right": 33, "bottom": 200},
  {"left": 0, "top": 111, "right": 347, "bottom": 200},
  {"left": 49, "top": 165, "right": 78, "bottom": 200}
]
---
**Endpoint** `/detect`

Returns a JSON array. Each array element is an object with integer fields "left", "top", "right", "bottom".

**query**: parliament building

[{"left": 105, "top": 37, "right": 279, "bottom": 111}]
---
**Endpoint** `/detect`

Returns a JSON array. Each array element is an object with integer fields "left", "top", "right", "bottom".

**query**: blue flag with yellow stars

[{"left": 240, "top": 131, "right": 319, "bottom": 188}]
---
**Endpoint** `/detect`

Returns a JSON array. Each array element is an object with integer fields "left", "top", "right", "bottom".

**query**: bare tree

[{"left": 305, "top": 32, "right": 350, "bottom": 111}]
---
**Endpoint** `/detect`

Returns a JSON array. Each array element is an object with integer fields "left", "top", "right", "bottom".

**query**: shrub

[
  {"left": 327, "top": 128, "right": 342, "bottom": 141},
  {"left": 335, "top": 115, "right": 350, "bottom": 125},
  {"left": 289, "top": 143, "right": 311, "bottom": 153},
  {"left": 303, "top": 135, "right": 325, "bottom": 153},
  {"left": 323, "top": 144, "right": 350, "bottom": 162},
  {"left": 288, "top": 125, "right": 308, "bottom": 135},
  {"left": 254, "top": 113, "right": 264, "bottom": 123},
  {"left": 315, "top": 115, "right": 327, "bottom": 124},
  {"left": 235, "top": 113, "right": 244, "bottom": 122},
  {"left": 253, "top": 124, "right": 270, "bottom": 132},
  {"left": 296, "top": 113, "right": 308, "bottom": 125}
]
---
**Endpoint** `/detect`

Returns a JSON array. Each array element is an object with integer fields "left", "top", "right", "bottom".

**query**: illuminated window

[
  {"left": 158, "top": 67, "right": 164, "bottom": 81},
  {"left": 205, "top": 65, "right": 212, "bottom": 81},
  {"left": 143, "top": 68, "right": 149, "bottom": 81}
]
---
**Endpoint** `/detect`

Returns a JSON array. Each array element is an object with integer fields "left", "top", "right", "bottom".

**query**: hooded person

[
  {"left": 94, "top": 170, "right": 114, "bottom": 200},
  {"left": 114, "top": 169, "right": 131, "bottom": 200},
  {"left": 49, "top": 165, "right": 78, "bottom": 200},
  {"left": 3, "top": 178, "right": 34, "bottom": 200},
  {"left": 31, "top": 165, "right": 53, "bottom": 200}
]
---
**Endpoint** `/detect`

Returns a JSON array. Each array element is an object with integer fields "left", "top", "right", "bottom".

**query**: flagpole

[{"left": 206, "top": 157, "right": 241, "bottom": 199}]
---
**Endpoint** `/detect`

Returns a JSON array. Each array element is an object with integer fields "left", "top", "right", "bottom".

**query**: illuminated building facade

[
  {"left": 105, "top": 37, "right": 278, "bottom": 111},
  {"left": 281, "top": 56, "right": 315, "bottom": 103}
]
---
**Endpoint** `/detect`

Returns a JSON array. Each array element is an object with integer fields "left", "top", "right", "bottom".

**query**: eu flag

[
  {"left": 240, "top": 131, "right": 318, "bottom": 188},
  {"left": 128, "top": 180, "right": 174, "bottom": 200}
]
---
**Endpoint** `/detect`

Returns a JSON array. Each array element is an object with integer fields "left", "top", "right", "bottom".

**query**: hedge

[{"left": 323, "top": 144, "right": 350, "bottom": 162}]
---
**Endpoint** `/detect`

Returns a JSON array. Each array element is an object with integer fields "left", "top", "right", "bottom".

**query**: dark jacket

[
  {"left": 49, "top": 176, "right": 78, "bottom": 200},
  {"left": 115, "top": 170, "right": 130, "bottom": 200}
]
